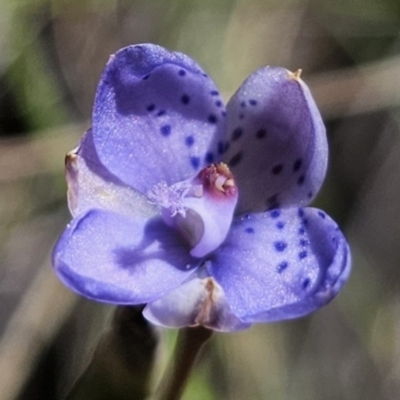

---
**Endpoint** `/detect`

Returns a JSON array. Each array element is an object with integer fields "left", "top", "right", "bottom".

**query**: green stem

[{"left": 154, "top": 326, "right": 213, "bottom": 400}]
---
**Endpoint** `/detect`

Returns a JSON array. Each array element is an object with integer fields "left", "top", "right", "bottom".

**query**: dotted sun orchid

[{"left": 52, "top": 44, "right": 351, "bottom": 332}]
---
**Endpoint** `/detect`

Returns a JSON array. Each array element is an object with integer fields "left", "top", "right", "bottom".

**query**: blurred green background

[{"left": 1, "top": 0, "right": 400, "bottom": 399}]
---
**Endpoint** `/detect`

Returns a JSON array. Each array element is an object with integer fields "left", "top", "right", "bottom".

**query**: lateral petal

[
  {"left": 66, "top": 130, "right": 156, "bottom": 219},
  {"left": 209, "top": 208, "right": 351, "bottom": 323}
]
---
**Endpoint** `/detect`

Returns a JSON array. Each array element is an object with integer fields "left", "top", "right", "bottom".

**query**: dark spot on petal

[
  {"left": 229, "top": 152, "right": 243, "bottom": 167},
  {"left": 270, "top": 209, "right": 281, "bottom": 219},
  {"left": 244, "top": 214, "right": 251, "bottom": 219},
  {"left": 205, "top": 152, "right": 214, "bottom": 163},
  {"left": 178, "top": 69, "right": 186, "bottom": 76},
  {"left": 271, "top": 164, "right": 284, "bottom": 175},
  {"left": 215, "top": 100, "right": 222, "bottom": 107},
  {"left": 276, "top": 221, "right": 285, "bottom": 229},
  {"left": 274, "top": 241, "right": 287, "bottom": 252},
  {"left": 297, "top": 175, "right": 305, "bottom": 185},
  {"left": 231, "top": 127, "right": 243, "bottom": 141},
  {"left": 299, "top": 251, "right": 307, "bottom": 260},
  {"left": 157, "top": 110, "right": 166, "bottom": 117},
  {"left": 318, "top": 211, "right": 326, "bottom": 219},
  {"left": 256, "top": 129, "right": 267, "bottom": 139},
  {"left": 308, "top": 191, "right": 313, "bottom": 198},
  {"left": 185, "top": 136, "right": 194, "bottom": 147},
  {"left": 160, "top": 125, "right": 171, "bottom": 136},
  {"left": 218, "top": 141, "right": 229, "bottom": 155},
  {"left": 190, "top": 156, "right": 200, "bottom": 169},
  {"left": 302, "top": 278, "right": 311, "bottom": 289},
  {"left": 245, "top": 227, "right": 254, "bottom": 234},
  {"left": 300, "top": 239, "right": 308, "bottom": 247},
  {"left": 221, "top": 111, "right": 227, "bottom": 117},
  {"left": 208, "top": 114, "right": 217, "bottom": 124},
  {"left": 211, "top": 90, "right": 219, "bottom": 96},
  {"left": 202, "top": 73, "right": 208, "bottom": 78},
  {"left": 146, "top": 104, "right": 155, "bottom": 112},
  {"left": 293, "top": 158, "right": 302, "bottom": 172},
  {"left": 240, "top": 101, "right": 246, "bottom": 108},
  {"left": 266, "top": 194, "right": 280, "bottom": 210},
  {"left": 249, "top": 99, "right": 257, "bottom": 106},
  {"left": 298, "top": 227, "right": 305, "bottom": 235},
  {"left": 277, "top": 261, "right": 288, "bottom": 273},
  {"left": 142, "top": 74, "right": 150, "bottom": 80},
  {"left": 181, "top": 94, "right": 190, "bottom": 105},
  {"left": 298, "top": 208, "right": 305, "bottom": 218}
]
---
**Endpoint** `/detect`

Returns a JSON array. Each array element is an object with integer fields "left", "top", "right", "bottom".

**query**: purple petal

[
  {"left": 209, "top": 208, "right": 351, "bottom": 323},
  {"left": 66, "top": 130, "right": 156, "bottom": 219},
  {"left": 91, "top": 44, "right": 226, "bottom": 194},
  {"left": 52, "top": 209, "right": 198, "bottom": 304},
  {"left": 224, "top": 67, "right": 327, "bottom": 213},
  {"left": 143, "top": 271, "right": 250, "bottom": 332}
]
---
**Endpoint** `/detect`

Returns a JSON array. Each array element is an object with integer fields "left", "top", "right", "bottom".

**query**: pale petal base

[{"left": 143, "top": 275, "right": 250, "bottom": 332}]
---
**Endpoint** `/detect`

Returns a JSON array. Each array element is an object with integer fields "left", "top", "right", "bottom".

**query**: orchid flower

[{"left": 52, "top": 44, "right": 351, "bottom": 332}]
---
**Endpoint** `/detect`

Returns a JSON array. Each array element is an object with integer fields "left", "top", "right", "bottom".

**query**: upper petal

[
  {"left": 91, "top": 44, "right": 226, "bottom": 194},
  {"left": 52, "top": 209, "right": 198, "bottom": 304},
  {"left": 208, "top": 208, "right": 351, "bottom": 323},
  {"left": 66, "top": 130, "right": 156, "bottom": 219},
  {"left": 223, "top": 67, "right": 327, "bottom": 214}
]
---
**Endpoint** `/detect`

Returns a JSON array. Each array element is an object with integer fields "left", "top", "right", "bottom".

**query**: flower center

[{"left": 148, "top": 163, "right": 238, "bottom": 258}]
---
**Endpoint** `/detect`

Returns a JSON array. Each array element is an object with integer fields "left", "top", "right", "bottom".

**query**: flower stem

[{"left": 154, "top": 326, "right": 213, "bottom": 400}]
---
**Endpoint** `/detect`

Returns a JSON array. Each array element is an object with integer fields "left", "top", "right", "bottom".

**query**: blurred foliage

[{"left": 1, "top": 0, "right": 400, "bottom": 399}]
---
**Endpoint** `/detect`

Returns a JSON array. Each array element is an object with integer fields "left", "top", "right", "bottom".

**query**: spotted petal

[
  {"left": 208, "top": 208, "right": 351, "bottom": 323},
  {"left": 52, "top": 209, "right": 198, "bottom": 304},
  {"left": 91, "top": 44, "right": 226, "bottom": 195},
  {"left": 224, "top": 67, "right": 327, "bottom": 214},
  {"left": 143, "top": 271, "right": 250, "bottom": 332}
]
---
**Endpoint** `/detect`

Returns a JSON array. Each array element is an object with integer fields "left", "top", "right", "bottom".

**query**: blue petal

[
  {"left": 91, "top": 44, "right": 226, "bottom": 194},
  {"left": 224, "top": 67, "right": 327, "bottom": 213},
  {"left": 66, "top": 130, "right": 156, "bottom": 219},
  {"left": 208, "top": 208, "right": 351, "bottom": 323},
  {"left": 52, "top": 209, "right": 198, "bottom": 304}
]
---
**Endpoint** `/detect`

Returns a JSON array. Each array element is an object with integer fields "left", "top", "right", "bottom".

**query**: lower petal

[
  {"left": 209, "top": 208, "right": 351, "bottom": 323},
  {"left": 143, "top": 271, "right": 250, "bottom": 332},
  {"left": 52, "top": 209, "right": 198, "bottom": 304}
]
